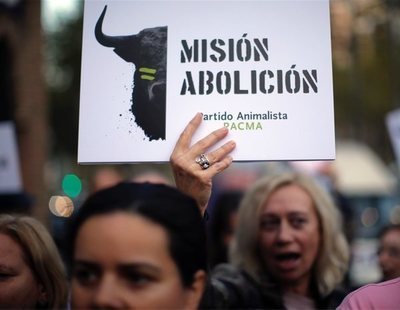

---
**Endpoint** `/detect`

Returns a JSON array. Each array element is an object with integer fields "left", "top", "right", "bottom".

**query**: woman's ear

[
  {"left": 37, "top": 284, "right": 48, "bottom": 306},
  {"left": 184, "top": 270, "right": 206, "bottom": 310}
]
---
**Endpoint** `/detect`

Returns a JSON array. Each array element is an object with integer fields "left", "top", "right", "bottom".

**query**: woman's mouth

[{"left": 274, "top": 252, "right": 301, "bottom": 270}]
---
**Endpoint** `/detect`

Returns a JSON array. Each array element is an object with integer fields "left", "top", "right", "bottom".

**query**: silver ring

[{"left": 195, "top": 153, "right": 211, "bottom": 170}]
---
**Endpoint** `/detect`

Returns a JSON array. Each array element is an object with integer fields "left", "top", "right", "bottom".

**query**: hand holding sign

[{"left": 170, "top": 113, "right": 236, "bottom": 214}]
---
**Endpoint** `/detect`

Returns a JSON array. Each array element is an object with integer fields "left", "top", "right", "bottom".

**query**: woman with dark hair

[{"left": 66, "top": 182, "right": 207, "bottom": 309}]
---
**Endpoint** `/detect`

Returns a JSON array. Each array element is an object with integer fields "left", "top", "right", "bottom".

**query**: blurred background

[{"left": 1, "top": 0, "right": 400, "bottom": 288}]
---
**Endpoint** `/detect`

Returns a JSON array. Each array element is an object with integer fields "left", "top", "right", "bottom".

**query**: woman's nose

[
  {"left": 276, "top": 222, "right": 294, "bottom": 243},
  {"left": 91, "top": 274, "right": 125, "bottom": 309}
]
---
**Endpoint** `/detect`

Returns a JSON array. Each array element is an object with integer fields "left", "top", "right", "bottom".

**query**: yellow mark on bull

[
  {"left": 139, "top": 67, "right": 157, "bottom": 81},
  {"left": 139, "top": 67, "right": 157, "bottom": 74},
  {"left": 141, "top": 75, "right": 155, "bottom": 81}
]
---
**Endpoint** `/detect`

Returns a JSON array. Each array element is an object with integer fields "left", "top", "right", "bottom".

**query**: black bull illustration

[{"left": 95, "top": 5, "right": 167, "bottom": 141}]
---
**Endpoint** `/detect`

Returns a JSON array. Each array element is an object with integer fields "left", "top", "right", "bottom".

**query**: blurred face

[
  {"left": 258, "top": 184, "right": 321, "bottom": 293},
  {"left": 378, "top": 229, "right": 400, "bottom": 281},
  {"left": 71, "top": 212, "right": 204, "bottom": 309},
  {"left": 0, "top": 233, "right": 43, "bottom": 308}
]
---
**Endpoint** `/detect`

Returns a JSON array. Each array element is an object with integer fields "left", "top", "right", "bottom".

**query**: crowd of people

[{"left": 1, "top": 114, "right": 400, "bottom": 309}]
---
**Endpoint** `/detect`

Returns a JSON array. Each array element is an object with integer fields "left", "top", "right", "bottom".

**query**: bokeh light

[
  {"left": 62, "top": 173, "right": 82, "bottom": 198},
  {"left": 49, "top": 195, "right": 74, "bottom": 217},
  {"left": 361, "top": 207, "right": 379, "bottom": 228}
]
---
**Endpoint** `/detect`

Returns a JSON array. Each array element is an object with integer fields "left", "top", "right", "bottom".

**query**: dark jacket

[{"left": 200, "top": 264, "right": 347, "bottom": 309}]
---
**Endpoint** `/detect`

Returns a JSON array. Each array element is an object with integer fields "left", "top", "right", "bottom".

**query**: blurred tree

[
  {"left": 1, "top": 0, "right": 49, "bottom": 223},
  {"left": 333, "top": 0, "right": 400, "bottom": 164},
  {"left": 45, "top": 2, "right": 83, "bottom": 158}
]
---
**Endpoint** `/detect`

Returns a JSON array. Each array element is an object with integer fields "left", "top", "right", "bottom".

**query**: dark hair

[
  {"left": 379, "top": 224, "right": 400, "bottom": 239},
  {"left": 66, "top": 182, "right": 207, "bottom": 287},
  {"left": 208, "top": 190, "right": 243, "bottom": 267}
]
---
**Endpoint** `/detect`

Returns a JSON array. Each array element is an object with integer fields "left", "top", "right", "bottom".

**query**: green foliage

[{"left": 333, "top": 16, "right": 400, "bottom": 163}]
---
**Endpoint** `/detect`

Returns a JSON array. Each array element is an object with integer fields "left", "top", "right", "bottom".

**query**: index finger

[{"left": 173, "top": 112, "right": 203, "bottom": 153}]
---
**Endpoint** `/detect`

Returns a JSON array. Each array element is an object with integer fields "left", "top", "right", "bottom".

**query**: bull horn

[{"left": 95, "top": 5, "right": 132, "bottom": 47}]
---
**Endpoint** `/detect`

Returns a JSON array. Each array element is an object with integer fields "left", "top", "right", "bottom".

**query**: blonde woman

[
  {"left": 0, "top": 214, "right": 68, "bottom": 309},
  {"left": 171, "top": 113, "right": 350, "bottom": 309}
]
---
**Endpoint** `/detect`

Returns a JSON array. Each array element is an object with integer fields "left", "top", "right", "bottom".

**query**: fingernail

[
  {"left": 193, "top": 112, "right": 203, "bottom": 121},
  {"left": 220, "top": 126, "right": 228, "bottom": 133}
]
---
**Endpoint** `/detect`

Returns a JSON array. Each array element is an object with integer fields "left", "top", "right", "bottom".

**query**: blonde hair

[
  {"left": 230, "top": 172, "right": 349, "bottom": 296},
  {"left": 0, "top": 214, "right": 68, "bottom": 308}
]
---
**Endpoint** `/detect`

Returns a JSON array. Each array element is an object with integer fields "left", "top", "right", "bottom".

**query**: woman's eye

[
  {"left": 125, "top": 272, "right": 153, "bottom": 287},
  {"left": 0, "top": 273, "right": 13, "bottom": 281},
  {"left": 291, "top": 217, "right": 307, "bottom": 228},
  {"left": 377, "top": 246, "right": 400, "bottom": 258},
  {"left": 73, "top": 267, "right": 99, "bottom": 286},
  {"left": 260, "top": 219, "right": 279, "bottom": 230}
]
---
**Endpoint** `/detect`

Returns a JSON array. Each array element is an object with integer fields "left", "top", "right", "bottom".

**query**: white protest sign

[
  {"left": 386, "top": 108, "right": 400, "bottom": 166},
  {"left": 79, "top": 0, "right": 335, "bottom": 163},
  {"left": 0, "top": 122, "right": 22, "bottom": 193}
]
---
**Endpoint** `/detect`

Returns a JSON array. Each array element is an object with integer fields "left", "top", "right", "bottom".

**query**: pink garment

[{"left": 338, "top": 277, "right": 400, "bottom": 310}]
